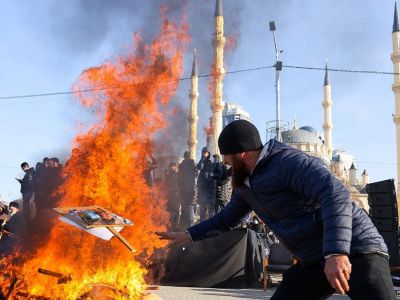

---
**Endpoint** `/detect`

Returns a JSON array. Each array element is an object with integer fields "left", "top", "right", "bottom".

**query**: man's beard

[{"left": 231, "top": 158, "right": 250, "bottom": 189}]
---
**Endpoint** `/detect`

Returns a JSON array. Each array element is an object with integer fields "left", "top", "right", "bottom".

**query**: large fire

[{"left": 1, "top": 5, "right": 189, "bottom": 299}]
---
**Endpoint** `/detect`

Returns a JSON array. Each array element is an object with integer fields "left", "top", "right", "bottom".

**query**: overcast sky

[{"left": 0, "top": 0, "right": 397, "bottom": 200}]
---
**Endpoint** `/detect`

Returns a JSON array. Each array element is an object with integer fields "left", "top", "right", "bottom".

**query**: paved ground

[{"left": 148, "top": 286, "right": 349, "bottom": 299}]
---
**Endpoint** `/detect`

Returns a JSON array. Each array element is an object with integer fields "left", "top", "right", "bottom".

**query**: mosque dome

[
  {"left": 299, "top": 126, "right": 318, "bottom": 135},
  {"left": 281, "top": 129, "right": 323, "bottom": 145}
]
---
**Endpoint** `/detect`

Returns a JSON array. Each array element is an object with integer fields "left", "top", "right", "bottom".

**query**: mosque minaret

[
  {"left": 209, "top": 0, "right": 226, "bottom": 155},
  {"left": 322, "top": 62, "right": 333, "bottom": 159},
  {"left": 188, "top": 51, "right": 199, "bottom": 161},
  {"left": 392, "top": 2, "right": 400, "bottom": 196}
]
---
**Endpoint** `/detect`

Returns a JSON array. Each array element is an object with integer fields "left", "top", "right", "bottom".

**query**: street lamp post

[{"left": 269, "top": 21, "right": 283, "bottom": 142}]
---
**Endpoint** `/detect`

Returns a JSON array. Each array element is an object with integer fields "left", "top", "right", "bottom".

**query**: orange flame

[
  {"left": 203, "top": 117, "right": 213, "bottom": 147},
  {"left": 1, "top": 5, "right": 189, "bottom": 299},
  {"left": 225, "top": 31, "right": 239, "bottom": 53}
]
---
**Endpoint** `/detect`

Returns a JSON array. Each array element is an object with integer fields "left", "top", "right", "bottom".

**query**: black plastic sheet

[{"left": 161, "top": 228, "right": 265, "bottom": 288}]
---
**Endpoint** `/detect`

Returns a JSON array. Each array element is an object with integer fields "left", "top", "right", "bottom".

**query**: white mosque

[{"left": 185, "top": 1, "right": 400, "bottom": 211}]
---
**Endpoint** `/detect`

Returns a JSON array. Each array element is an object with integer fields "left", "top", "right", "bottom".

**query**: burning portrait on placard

[{"left": 53, "top": 206, "right": 133, "bottom": 228}]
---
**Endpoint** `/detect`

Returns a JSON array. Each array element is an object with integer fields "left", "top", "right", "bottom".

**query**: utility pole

[{"left": 269, "top": 21, "right": 283, "bottom": 142}]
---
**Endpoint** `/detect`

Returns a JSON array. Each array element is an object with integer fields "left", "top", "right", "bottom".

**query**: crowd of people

[
  {"left": 0, "top": 157, "right": 63, "bottom": 256},
  {"left": 1, "top": 149, "right": 232, "bottom": 253},
  {"left": 163, "top": 147, "right": 232, "bottom": 230}
]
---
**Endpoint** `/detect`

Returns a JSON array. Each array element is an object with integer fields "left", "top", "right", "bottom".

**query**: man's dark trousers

[{"left": 271, "top": 253, "right": 396, "bottom": 300}]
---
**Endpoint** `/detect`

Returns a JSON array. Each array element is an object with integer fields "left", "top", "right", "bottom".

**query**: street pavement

[{"left": 149, "top": 286, "right": 350, "bottom": 299}]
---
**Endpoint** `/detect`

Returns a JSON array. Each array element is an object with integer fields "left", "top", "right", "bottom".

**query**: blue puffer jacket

[{"left": 188, "top": 140, "right": 388, "bottom": 264}]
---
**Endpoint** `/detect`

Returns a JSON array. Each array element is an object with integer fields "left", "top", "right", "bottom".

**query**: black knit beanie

[{"left": 218, "top": 120, "right": 263, "bottom": 155}]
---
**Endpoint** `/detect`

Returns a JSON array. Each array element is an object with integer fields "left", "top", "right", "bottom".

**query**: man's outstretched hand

[
  {"left": 156, "top": 231, "right": 191, "bottom": 245},
  {"left": 324, "top": 255, "right": 352, "bottom": 295}
]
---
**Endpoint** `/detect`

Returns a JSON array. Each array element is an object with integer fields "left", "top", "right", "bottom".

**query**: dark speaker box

[
  {"left": 368, "top": 192, "right": 397, "bottom": 207},
  {"left": 380, "top": 231, "right": 400, "bottom": 266},
  {"left": 366, "top": 179, "right": 395, "bottom": 194},
  {"left": 366, "top": 179, "right": 399, "bottom": 266},
  {"left": 370, "top": 206, "right": 399, "bottom": 219},
  {"left": 371, "top": 217, "right": 399, "bottom": 232}
]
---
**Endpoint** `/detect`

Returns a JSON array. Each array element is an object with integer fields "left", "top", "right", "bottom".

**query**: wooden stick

[
  {"left": 107, "top": 227, "right": 136, "bottom": 253},
  {"left": 38, "top": 268, "right": 63, "bottom": 279},
  {"left": 263, "top": 258, "right": 269, "bottom": 292},
  {"left": 5, "top": 277, "right": 18, "bottom": 299},
  {"left": 38, "top": 268, "right": 72, "bottom": 284}
]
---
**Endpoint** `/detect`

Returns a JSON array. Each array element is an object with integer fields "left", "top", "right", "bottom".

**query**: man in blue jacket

[{"left": 159, "top": 120, "right": 395, "bottom": 299}]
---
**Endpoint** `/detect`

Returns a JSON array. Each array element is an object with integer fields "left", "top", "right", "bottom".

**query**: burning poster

[
  {"left": 53, "top": 206, "right": 135, "bottom": 248},
  {"left": 53, "top": 206, "right": 133, "bottom": 228}
]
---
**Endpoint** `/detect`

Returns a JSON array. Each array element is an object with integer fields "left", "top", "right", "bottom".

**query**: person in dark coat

[
  {"left": 177, "top": 151, "right": 197, "bottom": 228},
  {"left": 158, "top": 120, "right": 395, "bottom": 300},
  {"left": 143, "top": 155, "right": 158, "bottom": 187},
  {"left": 0, "top": 201, "right": 25, "bottom": 256},
  {"left": 196, "top": 147, "right": 216, "bottom": 221},
  {"left": 212, "top": 154, "right": 232, "bottom": 214},
  {"left": 17, "top": 162, "right": 36, "bottom": 225},
  {"left": 164, "top": 162, "right": 179, "bottom": 230},
  {"left": 35, "top": 157, "right": 64, "bottom": 213},
  {"left": 4, "top": 202, "right": 25, "bottom": 237},
  {"left": 48, "top": 157, "right": 63, "bottom": 207},
  {"left": 0, "top": 202, "right": 9, "bottom": 224}
]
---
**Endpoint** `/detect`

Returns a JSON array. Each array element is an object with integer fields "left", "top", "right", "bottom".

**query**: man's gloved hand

[{"left": 324, "top": 255, "right": 352, "bottom": 295}]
